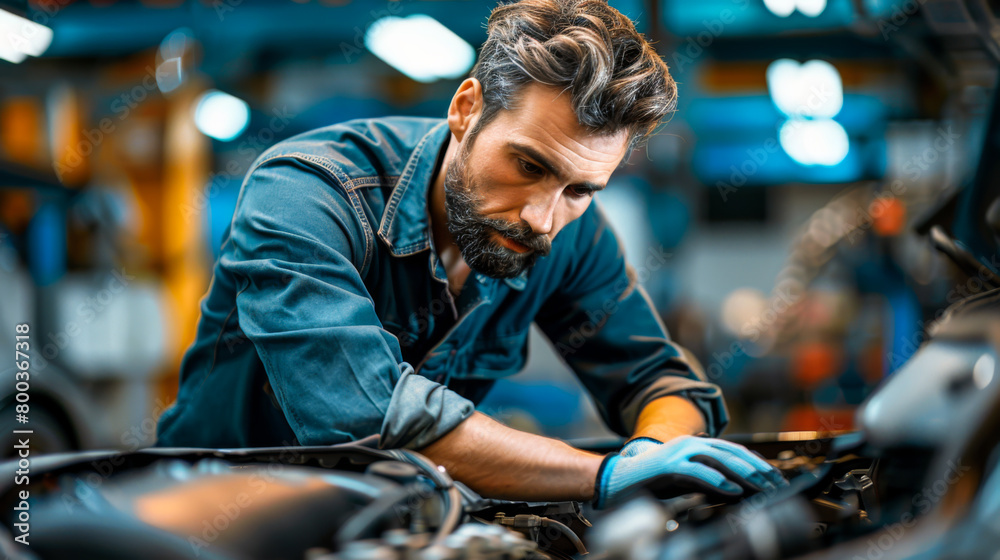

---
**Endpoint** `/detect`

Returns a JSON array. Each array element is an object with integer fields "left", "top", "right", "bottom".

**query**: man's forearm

[
  {"left": 416, "top": 412, "right": 604, "bottom": 502},
  {"left": 630, "top": 395, "right": 707, "bottom": 443}
]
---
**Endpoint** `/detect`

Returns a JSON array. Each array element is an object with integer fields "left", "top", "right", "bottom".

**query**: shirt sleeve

[
  {"left": 224, "top": 157, "right": 474, "bottom": 449},
  {"left": 534, "top": 202, "right": 729, "bottom": 438}
]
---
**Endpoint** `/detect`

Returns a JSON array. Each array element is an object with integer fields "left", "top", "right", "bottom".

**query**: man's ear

[{"left": 447, "top": 78, "right": 483, "bottom": 143}]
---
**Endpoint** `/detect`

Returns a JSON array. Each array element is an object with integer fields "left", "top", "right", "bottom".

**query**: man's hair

[{"left": 469, "top": 0, "right": 677, "bottom": 152}]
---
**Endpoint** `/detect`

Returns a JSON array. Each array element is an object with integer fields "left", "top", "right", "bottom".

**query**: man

[{"left": 157, "top": 0, "right": 787, "bottom": 508}]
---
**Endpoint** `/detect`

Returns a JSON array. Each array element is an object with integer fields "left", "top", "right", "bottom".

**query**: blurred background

[{"left": 0, "top": 0, "right": 995, "bottom": 455}]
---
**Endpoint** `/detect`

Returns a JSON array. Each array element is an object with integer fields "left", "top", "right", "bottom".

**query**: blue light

[
  {"left": 766, "top": 59, "right": 843, "bottom": 119},
  {"left": 779, "top": 118, "right": 850, "bottom": 166},
  {"left": 194, "top": 90, "right": 250, "bottom": 142}
]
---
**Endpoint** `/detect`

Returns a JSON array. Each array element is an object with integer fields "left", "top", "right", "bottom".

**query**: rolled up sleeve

[
  {"left": 381, "top": 364, "right": 475, "bottom": 450},
  {"left": 226, "top": 158, "right": 473, "bottom": 448},
  {"left": 535, "top": 203, "right": 729, "bottom": 437}
]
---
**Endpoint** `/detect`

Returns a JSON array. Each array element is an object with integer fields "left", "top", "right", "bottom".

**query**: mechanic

[{"left": 156, "top": 0, "right": 787, "bottom": 509}]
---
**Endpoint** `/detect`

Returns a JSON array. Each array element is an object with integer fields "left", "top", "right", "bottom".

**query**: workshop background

[{"left": 0, "top": 0, "right": 991, "bottom": 455}]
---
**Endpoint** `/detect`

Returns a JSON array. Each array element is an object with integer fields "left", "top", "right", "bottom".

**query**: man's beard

[{"left": 442, "top": 148, "right": 552, "bottom": 279}]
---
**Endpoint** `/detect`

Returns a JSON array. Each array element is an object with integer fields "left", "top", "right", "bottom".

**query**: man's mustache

[{"left": 485, "top": 217, "right": 552, "bottom": 256}]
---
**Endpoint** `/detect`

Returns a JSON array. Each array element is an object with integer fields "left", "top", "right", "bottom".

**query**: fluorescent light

[
  {"left": 797, "top": 0, "right": 828, "bottom": 17},
  {"left": 763, "top": 0, "right": 796, "bottom": 17},
  {"left": 767, "top": 59, "right": 843, "bottom": 119},
  {"left": 779, "top": 118, "right": 850, "bottom": 166},
  {"left": 193, "top": 90, "right": 250, "bottom": 142},
  {"left": 766, "top": 59, "right": 801, "bottom": 114},
  {"left": 159, "top": 27, "right": 193, "bottom": 60},
  {"left": 156, "top": 57, "right": 184, "bottom": 94},
  {"left": 764, "top": 0, "right": 826, "bottom": 17},
  {"left": 0, "top": 8, "right": 53, "bottom": 63},
  {"left": 0, "top": 39, "right": 27, "bottom": 64},
  {"left": 364, "top": 14, "right": 476, "bottom": 83},
  {"left": 157, "top": 29, "right": 193, "bottom": 94}
]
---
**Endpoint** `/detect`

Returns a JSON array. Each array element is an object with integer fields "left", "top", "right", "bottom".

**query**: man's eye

[
  {"left": 568, "top": 186, "right": 594, "bottom": 198},
  {"left": 518, "top": 159, "right": 542, "bottom": 175}
]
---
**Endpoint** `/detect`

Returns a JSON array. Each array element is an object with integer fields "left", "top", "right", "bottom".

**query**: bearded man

[{"left": 157, "top": 0, "right": 786, "bottom": 508}]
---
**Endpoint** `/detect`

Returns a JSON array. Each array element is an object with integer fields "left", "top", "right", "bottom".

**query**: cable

[
  {"left": 386, "top": 449, "right": 464, "bottom": 547},
  {"left": 334, "top": 482, "right": 431, "bottom": 546},
  {"left": 494, "top": 513, "right": 588, "bottom": 555},
  {"left": 540, "top": 517, "right": 587, "bottom": 555}
]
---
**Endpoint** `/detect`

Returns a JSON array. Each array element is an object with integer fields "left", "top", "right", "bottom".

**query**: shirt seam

[
  {"left": 200, "top": 284, "right": 250, "bottom": 388},
  {"left": 249, "top": 152, "right": 376, "bottom": 276}
]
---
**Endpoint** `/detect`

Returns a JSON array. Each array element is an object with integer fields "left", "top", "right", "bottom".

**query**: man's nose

[{"left": 519, "top": 190, "right": 560, "bottom": 235}]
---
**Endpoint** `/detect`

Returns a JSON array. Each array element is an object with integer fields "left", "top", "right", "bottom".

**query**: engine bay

[{"left": 2, "top": 297, "right": 998, "bottom": 560}]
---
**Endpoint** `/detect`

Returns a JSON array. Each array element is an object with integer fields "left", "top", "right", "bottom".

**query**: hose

[
  {"left": 334, "top": 482, "right": 432, "bottom": 546},
  {"left": 386, "top": 449, "right": 464, "bottom": 547},
  {"left": 540, "top": 517, "right": 587, "bottom": 555}
]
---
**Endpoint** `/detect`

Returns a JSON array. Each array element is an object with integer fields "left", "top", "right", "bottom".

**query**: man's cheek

[
  {"left": 474, "top": 190, "right": 525, "bottom": 218},
  {"left": 552, "top": 199, "right": 589, "bottom": 233}
]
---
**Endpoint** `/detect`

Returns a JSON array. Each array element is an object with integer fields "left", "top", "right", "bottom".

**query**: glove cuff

[
  {"left": 592, "top": 453, "right": 620, "bottom": 510},
  {"left": 619, "top": 437, "right": 663, "bottom": 459},
  {"left": 624, "top": 436, "right": 663, "bottom": 445}
]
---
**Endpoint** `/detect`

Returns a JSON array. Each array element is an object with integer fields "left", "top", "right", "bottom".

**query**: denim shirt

[{"left": 155, "top": 116, "right": 729, "bottom": 450}]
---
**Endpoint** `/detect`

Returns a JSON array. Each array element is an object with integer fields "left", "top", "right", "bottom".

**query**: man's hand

[{"left": 594, "top": 435, "right": 789, "bottom": 509}]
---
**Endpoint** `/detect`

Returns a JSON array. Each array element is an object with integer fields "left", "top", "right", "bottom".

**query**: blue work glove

[
  {"left": 594, "top": 435, "right": 789, "bottom": 509},
  {"left": 619, "top": 431, "right": 711, "bottom": 457}
]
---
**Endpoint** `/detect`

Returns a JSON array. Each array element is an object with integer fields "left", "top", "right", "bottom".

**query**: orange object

[
  {"left": 0, "top": 192, "right": 34, "bottom": 233},
  {"left": 699, "top": 60, "right": 895, "bottom": 95},
  {"left": 0, "top": 97, "right": 43, "bottom": 166},
  {"left": 781, "top": 405, "right": 855, "bottom": 433},
  {"left": 791, "top": 340, "right": 841, "bottom": 388},
  {"left": 870, "top": 197, "right": 906, "bottom": 237},
  {"left": 49, "top": 85, "right": 91, "bottom": 187},
  {"left": 156, "top": 86, "right": 211, "bottom": 404},
  {"left": 859, "top": 341, "right": 885, "bottom": 384}
]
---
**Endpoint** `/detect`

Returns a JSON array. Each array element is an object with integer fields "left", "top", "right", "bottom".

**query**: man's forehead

[
  {"left": 491, "top": 86, "right": 628, "bottom": 177},
  {"left": 502, "top": 85, "right": 628, "bottom": 158}
]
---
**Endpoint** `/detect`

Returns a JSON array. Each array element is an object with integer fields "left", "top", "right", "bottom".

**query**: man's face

[{"left": 444, "top": 83, "right": 629, "bottom": 279}]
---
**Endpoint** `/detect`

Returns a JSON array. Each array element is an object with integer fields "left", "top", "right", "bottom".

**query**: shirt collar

[
  {"left": 375, "top": 120, "right": 528, "bottom": 291},
  {"left": 376, "top": 120, "right": 449, "bottom": 257}
]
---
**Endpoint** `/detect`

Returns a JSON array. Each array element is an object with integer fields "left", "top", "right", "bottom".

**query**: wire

[
  {"left": 334, "top": 482, "right": 430, "bottom": 546},
  {"left": 494, "top": 513, "right": 588, "bottom": 555},
  {"left": 387, "top": 449, "right": 463, "bottom": 547},
  {"left": 539, "top": 517, "right": 587, "bottom": 555}
]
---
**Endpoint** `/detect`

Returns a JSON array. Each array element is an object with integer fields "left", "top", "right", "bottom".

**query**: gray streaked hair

[{"left": 469, "top": 0, "right": 677, "bottom": 151}]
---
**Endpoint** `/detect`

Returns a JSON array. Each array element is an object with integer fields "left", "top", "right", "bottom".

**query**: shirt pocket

[{"left": 461, "top": 329, "right": 531, "bottom": 378}]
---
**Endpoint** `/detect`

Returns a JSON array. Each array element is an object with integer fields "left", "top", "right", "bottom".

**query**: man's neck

[{"left": 429, "top": 134, "right": 473, "bottom": 297}]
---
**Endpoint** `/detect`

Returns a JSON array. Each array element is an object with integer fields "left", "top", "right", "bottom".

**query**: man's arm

[
  {"left": 416, "top": 403, "right": 785, "bottom": 507},
  {"left": 630, "top": 395, "right": 707, "bottom": 443},
  {"left": 418, "top": 412, "right": 603, "bottom": 501},
  {"left": 535, "top": 202, "right": 729, "bottom": 440},
  {"left": 226, "top": 158, "right": 474, "bottom": 448}
]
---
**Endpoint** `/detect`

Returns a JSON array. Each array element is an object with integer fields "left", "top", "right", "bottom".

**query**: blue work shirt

[{"left": 155, "top": 117, "right": 729, "bottom": 450}]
